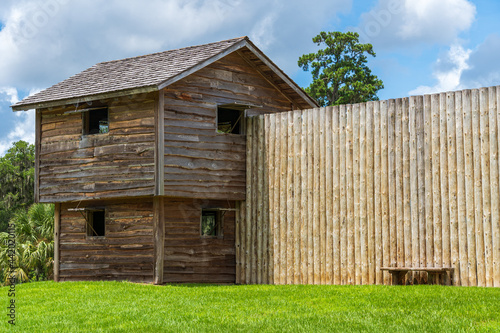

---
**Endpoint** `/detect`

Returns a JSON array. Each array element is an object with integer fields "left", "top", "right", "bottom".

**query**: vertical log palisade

[{"left": 243, "top": 86, "right": 500, "bottom": 287}]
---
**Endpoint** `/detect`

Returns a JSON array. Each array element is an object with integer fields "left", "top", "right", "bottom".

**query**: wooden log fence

[{"left": 238, "top": 86, "right": 500, "bottom": 286}]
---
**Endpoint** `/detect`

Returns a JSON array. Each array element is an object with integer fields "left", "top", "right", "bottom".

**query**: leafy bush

[{"left": 0, "top": 203, "right": 54, "bottom": 285}]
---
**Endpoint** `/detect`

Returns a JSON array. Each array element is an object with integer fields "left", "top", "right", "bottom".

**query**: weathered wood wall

[
  {"left": 57, "top": 197, "right": 237, "bottom": 283},
  {"left": 163, "top": 198, "right": 236, "bottom": 283},
  {"left": 240, "top": 86, "right": 500, "bottom": 287},
  {"left": 59, "top": 199, "right": 154, "bottom": 282},
  {"left": 38, "top": 93, "right": 156, "bottom": 202},
  {"left": 162, "top": 52, "right": 297, "bottom": 200}
]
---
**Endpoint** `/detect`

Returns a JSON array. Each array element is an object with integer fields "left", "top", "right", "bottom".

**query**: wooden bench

[{"left": 380, "top": 267, "right": 454, "bottom": 285}]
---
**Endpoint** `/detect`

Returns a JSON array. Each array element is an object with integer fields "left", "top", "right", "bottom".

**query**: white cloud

[
  {"left": 250, "top": 14, "right": 278, "bottom": 51},
  {"left": 354, "top": 0, "right": 476, "bottom": 48},
  {"left": 409, "top": 44, "right": 471, "bottom": 95},
  {"left": 0, "top": 87, "right": 37, "bottom": 156},
  {"left": 0, "top": 0, "right": 349, "bottom": 91},
  {"left": 410, "top": 33, "right": 500, "bottom": 96},
  {"left": 460, "top": 34, "right": 500, "bottom": 88},
  {"left": 0, "top": 109, "right": 35, "bottom": 156},
  {"left": 0, "top": 86, "right": 19, "bottom": 104}
]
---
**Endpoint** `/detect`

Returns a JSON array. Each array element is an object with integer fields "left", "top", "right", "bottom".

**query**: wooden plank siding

[
  {"left": 241, "top": 85, "right": 500, "bottom": 286},
  {"left": 163, "top": 199, "right": 237, "bottom": 284},
  {"left": 59, "top": 199, "right": 155, "bottom": 282},
  {"left": 59, "top": 197, "right": 238, "bottom": 284},
  {"left": 162, "top": 52, "right": 295, "bottom": 200},
  {"left": 38, "top": 93, "right": 156, "bottom": 202}
]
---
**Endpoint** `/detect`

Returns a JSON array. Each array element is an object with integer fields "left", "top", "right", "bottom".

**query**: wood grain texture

[
  {"left": 300, "top": 110, "right": 309, "bottom": 283},
  {"left": 416, "top": 96, "right": 426, "bottom": 282},
  {"left": 463, "top": 90, "right": 477, "bottom": 286},
  {"left": 359, "top": 103, "right": 368, "bottom": 284},
  {"left": 153, "top": 197, "right": 165, "bottom": 284},
  {"left": 280, "top": 113, "right": 288, "bottom": 284},
  {"left": 402, "top": 98, "right": 411, "bottom": 283},
  {"left": 38, "top": 93, "right": 157, "bottom": 202},
  {"left": 480, "top": 88, "right": 493, "bottom": 287},
  {"left": 59, "top": 199, "right": 155, "bottom": 283},
  {"left": 395, "top": 99, "right": 404, "bottom": 272},
  {"left": 54, "top": 203, "right": 61, "bottom": 282},
  {"left": 447, "top": 92, "right": 458, "bottom": 285},
  {"left": 456, "top": 91, "right": 468, "bottom": 285},
  {"left": 286, "top": 112, "right": 294, "bottom": 284},
  {"left": 307, "top": 109, "right": 315, "bottom": 283},
  {"left": 388, "top": 100, "right": 397, "bottom": 271},
  {"left": 163, "top": 198, "right": 236, "bottom": 284},
  {"left": 332, "top": 106, "right": 341, "bottom": 285},
  {"left": 293, "top": 110, "right": 303, "bottom": 284},
  {"left": 440, "top": 92, "right": 451, "bottom": 285},
  {"left": 472, "top": 89, "right": 485, "bottom": 286},
  {"left": 431, "top": 94, "right": 443, "bottom": 272},
  {"left": 325, "top": 107, "right": 333, "bottom": 284},
  {"left": 424, "top": 95, "right": 434, "bottom": 270},
  {"left": 353, "top": 103, "right": 361, "bottom": 285},
  {"left": 162, "top": 52, "right": 295, "bottom": 200},
  {"left": 35, "top": 110, "right": 41, "bottom": 203},
  {"left": 380, "top": 100, "right": 389, "bottom": 284},
  {"left": 374, "top": 101, "right": 382, "bottom": 284},
  {"left": 320, "top": 108, "right": 327, "bottom": 284},
  {"left": 366, "top": 102, "right": 375, "bottom": 284},
  {"left": 489, "top": 87, "right": 500, "bottom": 287}
]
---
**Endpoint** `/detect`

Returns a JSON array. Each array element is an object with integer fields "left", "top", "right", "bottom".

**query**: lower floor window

[
  {"left": 201, "top": 209, "right": 222, "bottom": 238},
  {"left": 87, "top": 209, "right": 105, "bottom": 237}
]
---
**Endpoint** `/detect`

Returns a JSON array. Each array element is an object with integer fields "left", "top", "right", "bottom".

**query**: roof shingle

[{"left": 13, "top": 37, "right": 247, "bottom": 109}]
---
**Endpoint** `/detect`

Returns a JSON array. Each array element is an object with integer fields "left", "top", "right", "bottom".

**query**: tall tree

[
  {"left": 298, "top": 31, "right": 384, "bottom": 107},
  {"left": 0, "top": 141, "right": 35, "bottom": 232}
]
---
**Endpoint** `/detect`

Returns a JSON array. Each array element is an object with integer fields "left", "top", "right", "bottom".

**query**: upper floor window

[
  {"left": 83, "top": 107, "right": 109, "bottom": 135},
  {"left": 216, "top": 103, "right": 263, "bottom": 135},
  {"left": 217, "top": 106, "right": 244, "bottom": 135}
]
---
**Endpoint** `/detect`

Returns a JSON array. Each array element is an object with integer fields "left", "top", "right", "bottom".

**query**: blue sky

[{"left": 0, "top": 0, "right": 499, "bottom": 156}]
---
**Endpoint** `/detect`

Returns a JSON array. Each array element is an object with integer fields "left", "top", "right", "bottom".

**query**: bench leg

[
  {"left": 428, "top": 272, "right": 443, "bottom": 285},
  {"left": 391, "top": 271, "right": 407, "bottom": 285}
]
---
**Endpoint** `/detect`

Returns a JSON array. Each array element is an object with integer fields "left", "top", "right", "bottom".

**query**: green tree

[
  {"left": 298, "top": 31, "right": 384, "bottom": 107},
  {"left": 0, "top": 140, "right": 35, "bottom": 232},
  {"left": 0, "top": 203, "right": 54, "bottom": 285}
]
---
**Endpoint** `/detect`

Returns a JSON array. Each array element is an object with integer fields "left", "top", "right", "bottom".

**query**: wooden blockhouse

[{"left": 12, "top": 37, "right": 317, "bottom": 284}]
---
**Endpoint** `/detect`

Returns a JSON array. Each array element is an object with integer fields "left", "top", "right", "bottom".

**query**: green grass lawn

[{"left": 1, "top": 281, "right": 499, "bottom": 332}]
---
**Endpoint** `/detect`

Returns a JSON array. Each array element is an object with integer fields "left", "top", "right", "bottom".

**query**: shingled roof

[{"left": 12, "top": 37, "right": 317, "bottom": 111}]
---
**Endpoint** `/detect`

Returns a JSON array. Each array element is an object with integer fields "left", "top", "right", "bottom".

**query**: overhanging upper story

[{"left": 12, "top": 37, "right": 317, "bottom": 203}]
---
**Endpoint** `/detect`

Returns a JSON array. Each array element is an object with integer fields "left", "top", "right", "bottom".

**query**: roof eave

[{"left": 11, "top": 86, "right": 158, "bottom": 111}]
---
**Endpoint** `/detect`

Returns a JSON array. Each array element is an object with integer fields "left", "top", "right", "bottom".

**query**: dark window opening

[
  {"left": 83, "top": 108, "right": 109, "bottom": 135},
  {"left": 217, "top": 107, "right": 243, "bottom": 134},
  {"left": 201, "top": 209, "right": 222, "bottom": 238},
  {"left": 87, "top": 210, "right": 105, "bottom": 237}
]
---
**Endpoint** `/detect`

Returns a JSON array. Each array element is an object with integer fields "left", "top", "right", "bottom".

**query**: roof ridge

[{"left": 96, "top": 36, "right": 248, "bottom": 66}]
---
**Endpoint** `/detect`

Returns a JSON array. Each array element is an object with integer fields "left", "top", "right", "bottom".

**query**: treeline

[
  {"left": 0, "top": 140, "right": 35, "bottom": 232},
  {"left": 0, "top": 141, "right": 54, "bottom": 285}
]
